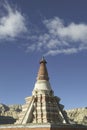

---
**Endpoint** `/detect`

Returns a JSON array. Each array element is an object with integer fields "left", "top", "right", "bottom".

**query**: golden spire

[{"left": 37, "top": 57, "right": 49, "bottom": 81}]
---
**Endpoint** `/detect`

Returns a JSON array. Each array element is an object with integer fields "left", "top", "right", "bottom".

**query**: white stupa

[{"left": 16, "top": 57, "right": 69, "bottom": 124}]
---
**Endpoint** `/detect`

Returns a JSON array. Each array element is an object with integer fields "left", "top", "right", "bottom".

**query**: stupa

[
  {"left": 0, "top": 57, "right": 87, "bottom": 130},
  {"left": 16, "top": 57, "right": 69, "bottom": 124}
]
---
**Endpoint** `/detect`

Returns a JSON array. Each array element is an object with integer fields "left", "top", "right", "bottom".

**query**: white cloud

[
  {"left": 58, "top": 23, "right": 87, "bottom": 42},
  {"left": 29, "top": 17, "right": 87, "bottom": 56},
  {"left": 0, "top": 2, "right": 27, "bottom": 39},
  {"left": 43, "top": 17, "right": 87, "bottom": 42},
  {"left": 1, "top": 2, "right": 87, "bottom": 56},
  {"left": 26, "top": 44, "right": 36, "bottom": 52},
  {"left": 45, "top": 48, "right": 78, "bottom": 56}
]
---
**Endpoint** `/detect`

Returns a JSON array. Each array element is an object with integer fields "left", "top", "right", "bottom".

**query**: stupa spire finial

[{"left": 40, "top": 56, "right": 47, "bottom": 64}]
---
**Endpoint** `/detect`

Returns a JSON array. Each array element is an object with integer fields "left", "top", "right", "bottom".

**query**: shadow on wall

[{"left": 0, "top": 116, "right": 16, "bottom": 124}]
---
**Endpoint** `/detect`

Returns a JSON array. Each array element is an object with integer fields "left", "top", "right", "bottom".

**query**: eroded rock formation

[
  {"left": 0, "top": 104, "right": 22, "bottom": 124},
  {"left": 66, "top": 107, "right": 87, "bottom": 125},
  {"left": 0, "top": 104, "right": 87, "bottom": 126}
]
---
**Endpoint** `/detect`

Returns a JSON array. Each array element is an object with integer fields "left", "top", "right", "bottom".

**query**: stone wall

[
  {"left": 0, "top": 124, "right": 87, "bottom": 130},
  {"left": 0, "top": 128, "right": 87, "bottom": 130}
]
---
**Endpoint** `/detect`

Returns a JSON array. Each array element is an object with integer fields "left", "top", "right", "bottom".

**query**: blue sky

[{"left": 0, "top": 0, "right": 87, "bottom": 109}]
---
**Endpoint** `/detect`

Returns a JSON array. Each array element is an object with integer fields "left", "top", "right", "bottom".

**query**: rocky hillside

[
  {"left": 66, "top": 108, "right": 87, "bottom": 125},
  {"left": 0, "top": 104, "right": 22, "bottom": 124},
  {"left": 0, "top": 104, "right": 87, "bottom": 125}
]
